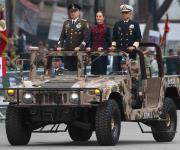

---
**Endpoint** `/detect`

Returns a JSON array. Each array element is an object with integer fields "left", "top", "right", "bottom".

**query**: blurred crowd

[
  {"left": 143, "top": 47, "right": 180, "bottom": 76},
  {"left": 4, "top": 29, "right": 58, "bottom": 71}
]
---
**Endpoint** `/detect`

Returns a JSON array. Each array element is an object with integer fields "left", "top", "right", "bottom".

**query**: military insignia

[
  {"left": 76, "top": 23, "right": 82, "bottom": 29},
  {"left": 65, "top": 23, "right": 70, "bottom": 28},
  {"left": 129, "top": 24, "right": 134, "bottom": 29},
  {"left": 72, "top": 5, "right": 75, "bottom": 9},
  {"left": 129, "top": 29, "right": 132, "bottom": 34},
  {"left": 122, "top": 5, "right": 127, "bottom": 11}
]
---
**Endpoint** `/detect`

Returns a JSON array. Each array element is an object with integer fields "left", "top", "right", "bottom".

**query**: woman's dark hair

[{"left": 96, "top": 10, "right": 105, "bottom": 17}]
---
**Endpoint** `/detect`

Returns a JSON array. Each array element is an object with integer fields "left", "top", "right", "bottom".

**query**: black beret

[{"left": 68, "top": 3, "right": 81, "bottom": 10}]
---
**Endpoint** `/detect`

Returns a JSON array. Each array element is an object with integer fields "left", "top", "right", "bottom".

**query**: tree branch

[{"left": 156, "top": 0, "right": 173, "bottom": 21}]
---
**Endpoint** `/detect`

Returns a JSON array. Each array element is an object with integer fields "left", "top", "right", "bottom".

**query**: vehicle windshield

[{"left": 44, "top": 51, "right": 129, "bottom": 76}]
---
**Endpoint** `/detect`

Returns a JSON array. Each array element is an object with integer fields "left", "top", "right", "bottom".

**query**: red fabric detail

[
  {"left": 91, "top": 24, "right": 107, "bottom": 50},
  {"left": 160, "top": 14, "right": 170, "bottom": 46},
  {"left": 2, "top": 57, "right": 6, "bottom": 76},
  {"left": 0, "top": 30, "right": 8, "bottom": 56}
]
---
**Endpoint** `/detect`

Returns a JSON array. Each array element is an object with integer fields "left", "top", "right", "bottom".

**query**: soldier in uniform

[
  {"left": 51, "top": 57, "right": 64, "bottom": 76},
  {"left": 110, "top": 4, "right": 142, "bottom": 60},
  {"left": 58, "top": 3, "right": 90, "bottom": 71},
  {"left": 110, "top": 56, "right": 129, "bottom": 75}
]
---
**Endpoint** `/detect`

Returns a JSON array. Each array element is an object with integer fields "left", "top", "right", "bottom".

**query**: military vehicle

[{"left": 1, "top": 43, "right": 180, "bottom": 146}]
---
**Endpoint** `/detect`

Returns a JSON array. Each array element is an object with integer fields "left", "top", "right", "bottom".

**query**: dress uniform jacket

[
  {"left": 112, "top": 20, "right": 142, "bottom": 59},
  {"left": 51, "top": 67, "right": 63, "bottom": 76},
  {"left": 59, "top": 18, "right": 90, "bottom": 71}
]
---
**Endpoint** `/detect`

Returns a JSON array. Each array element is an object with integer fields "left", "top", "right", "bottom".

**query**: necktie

[{"left": 72, "top": 20, "right": 75, "bottom": 25}]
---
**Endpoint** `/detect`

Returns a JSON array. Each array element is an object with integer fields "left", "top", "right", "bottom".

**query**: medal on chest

[
  {"left": 76, "top": 23, "right": 82, "bottom": 29},
  {"left": 65, "top": 23, "right": 70, "bottom": 28},
  {"left": 129, "top": 24, "right": 134, "bottom": 35}
]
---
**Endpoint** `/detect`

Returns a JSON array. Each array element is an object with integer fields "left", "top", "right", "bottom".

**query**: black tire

[
  {"left": 95, "top": 99, "right": 121, "bottom": 146},
  {"left": 151, "top": 97, "right": 177, "bottom": 142},
  {"left": 68, "top": 125, "right": 93, "bottom": 142},
  {"left": 6, "top": 106, "right": 31, "bottom": 145}
]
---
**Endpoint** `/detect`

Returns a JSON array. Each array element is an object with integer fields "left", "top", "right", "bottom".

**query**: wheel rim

[
  {"left": 111, "top": 113, "right": 119, "bottom": 138},
  {"left": 166, "top": 114, "right": 171, "bottom": 128},
  {"left": 111, "top": 117, "right": 115, "bottom": 130}
]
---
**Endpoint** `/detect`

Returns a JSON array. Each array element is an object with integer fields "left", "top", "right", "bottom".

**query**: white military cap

[{"left": 120, "top": 4, "right": 133, "bottom": 12}]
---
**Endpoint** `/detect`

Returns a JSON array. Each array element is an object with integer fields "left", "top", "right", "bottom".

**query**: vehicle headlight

[
  {"left": 23, "top": 93, "right": 33, "bottom": 104},
  {"left": 7, "top": 89, "right": 15, "bottom": 96},
  {"left": 95, "top": 89, "right": 101, "bottom": 96},
  {"left": 69, "top": 92, "right": 79, "bottom": 104}
]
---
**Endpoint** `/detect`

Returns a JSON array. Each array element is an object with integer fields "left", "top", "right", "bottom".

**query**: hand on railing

[
  {"left": 86, "top": 47, "right": 91, "bottom": 52},
  {"left": 57, "top": 47, "right": 62, "bottom": 51},
  {"left": 127, "top": 46, "right": 136, "bottom": 52},
  {"left": 97, "top": 47, "right": 103, "bottom": 52},
  {"left": 74, "top": 47, "right": 81, "bottom": 52}
]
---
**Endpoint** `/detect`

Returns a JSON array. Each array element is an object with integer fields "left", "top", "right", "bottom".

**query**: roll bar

[{"left": 139, "top": 43, "right": 164, "bottom": 78}]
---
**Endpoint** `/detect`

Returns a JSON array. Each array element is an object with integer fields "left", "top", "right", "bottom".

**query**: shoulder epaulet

[
  {"left": 81, "top": 19, "right": 88, "bottom": 22},
  {"left": 64, "top": 19, "right": 70, "bottom": 25},
  {"left": 65, "top": 19, "right": 70, "bottom": 22}
]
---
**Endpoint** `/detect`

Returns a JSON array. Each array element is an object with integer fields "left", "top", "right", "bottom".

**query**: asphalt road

[{"left": 0, "top": 111, "right": 180, "bottom": 150}]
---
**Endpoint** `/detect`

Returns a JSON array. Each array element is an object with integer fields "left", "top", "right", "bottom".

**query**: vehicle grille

[{"left": 34, "top": 92, "right": 68, "bottom": 105}]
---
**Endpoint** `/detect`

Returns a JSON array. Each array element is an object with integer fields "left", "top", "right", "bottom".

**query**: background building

[{"left": 4, "top": 0, "right": 180, "bottom": 51}]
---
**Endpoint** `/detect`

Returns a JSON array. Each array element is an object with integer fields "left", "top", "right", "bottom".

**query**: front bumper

[{"left": 0, "top": 88, "right": 102, "bottom": 106}]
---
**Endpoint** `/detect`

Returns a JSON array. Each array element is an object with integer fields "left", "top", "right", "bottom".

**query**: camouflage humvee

[{"left": 2, "top": 43, "right": 180, "bottom": 146}]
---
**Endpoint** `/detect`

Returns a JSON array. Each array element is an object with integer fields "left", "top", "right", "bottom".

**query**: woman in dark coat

[{"left": 87, "top": 11, "right": 111, "bottom": 75}]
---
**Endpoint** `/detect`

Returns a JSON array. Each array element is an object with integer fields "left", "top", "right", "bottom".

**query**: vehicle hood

[{"left": 20, "top": 75, "right": 126, "bottom": 89}]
